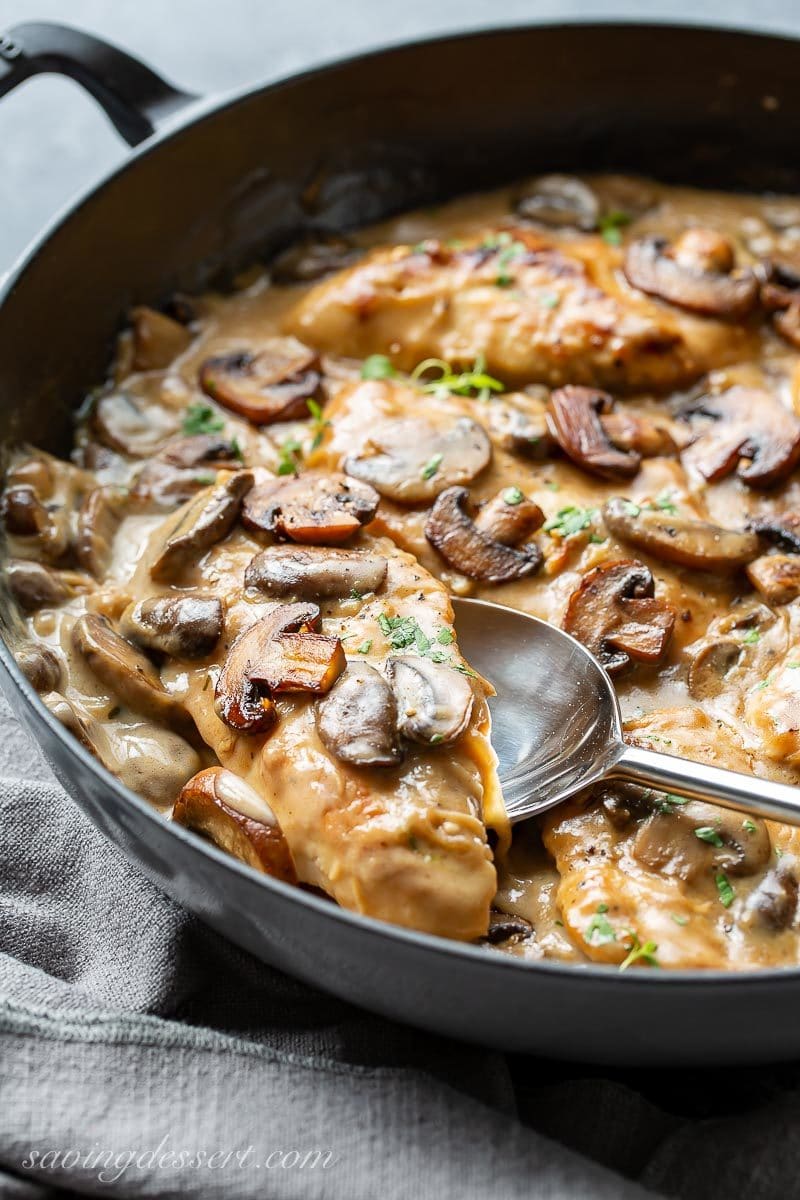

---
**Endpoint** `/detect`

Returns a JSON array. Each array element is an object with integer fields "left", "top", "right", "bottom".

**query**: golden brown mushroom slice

[
  {"left": 602, "top": 498, "right": 759, "bottom": 571},
  {"left": 632, "top": 800, "right": 771, "bottom": 882},
  {"left": 149, "top": 470, "right": 254, "bottom": 582},
  {"left": 134, "top": 434, "right": 243, "bottom": 507},
  {"left": 215, "top": 601, "right": 344, "bottom": 733},
  {"left": 129, "top": 305, "right": 192, "bottom": 371},
  {"left": 681, "top": 386, "right": 800, "bottom": 488},
  {"left": 244, "top": 545, "right": 388, "bottom": 599},
  {"left": 120, "top": 595, "right": 224, "bottom": 659},
  {"left": 241, "top": 472, "right": 379, "bottom": 544},
  {"left": 92, "top": 389, "right": 183, "bottom": 458},
  {"left": 547, "top": 386, "right": 641, "bottom": 480},
  {"left": 173, "top": 767, "right": 297, "bottom": 883},
  {"left": 760, "top": 258, "right": 800, "bottom": 348},
  {"left": 563, "top": 560, "right": 676, "bottom": 675},
  {"left": 746, "top": 554, "right": 800, "bottom": 605},
  {"left": 425, "top": 487, "right": 542, "bottom": 583},
  {"left": 624, "top": 229, "right": 759, "bottom": 319},
  {"left": 71, "top": 613, "right": 196, "bottom": 741},
  {"left": 199, "top": 337, "right": 321, "bottom": 424},
  {"left": 343, "top": 416, "right": 492, "bottom": 505}
]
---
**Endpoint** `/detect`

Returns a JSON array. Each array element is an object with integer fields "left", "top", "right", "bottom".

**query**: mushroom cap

[
  {"left": 343, "top": 416, "right": 492, "bottom": 505},
  {"left": 174, "top": 766, "right": 297, "bottom": 882},
  {"left": 425, "top": 486, "right": 542, "bottom": 584},
  {"left": 547, "top": 386, "right": 641, "bottom": 480},
  {"left": 746, "top": 553, "right": 800, "bottom": 606},
  {"left": 6, "top": 560, "right": 92, "bottom": 613},
  {"left": 515, "top": 174, "right": 600, "bottom": 231},
  {"left": 385, "top": 656, "right": 474, "bottom": 746},
  {"left": 120, "top": 595, "right": 224, "bottom": 660},
  {"left": 315, "top": 661, "right": 403, "bottom": 767},
  {"left": 149, "top": 470, "right": 254, "bottom": 582},
  {"left": 92, "top": 389, "right": 183, "bottom": 458},
  {"left": 632, "top": 800, "right": 771, "bottom": 881},
  {"left": 241, "top": 472, "right": 379, "bottom": 544},
  {"left": 133, "top": 435, "right": 242, "bottom": 507},
  {"left": 74, "top": 486, "right": 125, "bottom": 579},
  {"left": 624, "top": 231, "right": 759, "bottom": 319},
  {"left": 129, "top": 305, "right": 192, "bottom": 372},
  {"left": 199, "top": 336, "right": 321, "bottom": 424},
  {"left": 681, "top": 386, "right": 800, "bottom": 488},
  {"left": 603, "top": 497, "right": 759, "bottom": 571},
  {"left": 244, "top": 544, "right": 388, "bottom": 599},
  {"left": 563, "top": 559, "right": 676, "bottom": 675}
]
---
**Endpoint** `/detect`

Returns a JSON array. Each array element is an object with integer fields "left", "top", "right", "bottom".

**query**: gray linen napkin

[{"left": 0, "top": 698, "right": 796, "bottom": 1200}]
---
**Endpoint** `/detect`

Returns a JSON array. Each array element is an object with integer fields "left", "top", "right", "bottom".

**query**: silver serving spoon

[{"left": 453, "top": 596, "right": 800, "bottom": 827}]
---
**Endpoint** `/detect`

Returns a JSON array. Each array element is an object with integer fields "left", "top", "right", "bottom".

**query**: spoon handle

[{"left": 610, "top": 744, "right": 800, "bottom": 827}]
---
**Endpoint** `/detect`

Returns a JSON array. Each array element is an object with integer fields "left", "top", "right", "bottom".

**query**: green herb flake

[
  {"left": 585, "top": 907, "right": 616, "bottom": 946},
  {"left": 671, "top": 914, "right": 689, "bottom": 927},
  {"left": 695, "top": 826, "right": 724, "bottom": 847},
  {"left": 544, "top": 505, "right": 597, "bottom": 539},
  {"left": 276, "top": 437, "right": 303, "bottom": 477},
  {"left": 544, "top": 480, "right": 560, "bottom": 492},
  {"left": 430, "top": 733, "right": 444, "bottom": 745},
  {"left": 619, "top": 933, "right": 660, "bottom": 971},
  {"left": 356, "top": 639, "right": 373, "bottom": 655},
  {"left": 715, "top": 873, "right": 736, "bottom": 908},
  {"left": 503, "top": 486, "right": 524, "bottom": 506},
  {"left": 655, "top": 490, "right": 678, "bottom": 514},
  {"left": 599, "top": 209, "right": 632, "bottom": 246},
  {"left": 437, "top": 628, "right": 454, "bottom": 645},
  {"left": 307, "top": 396, "right": 331, "bottom": 449},
  {"left": 361, "top": 354, "right": 396, "bottom": 380},
  {"left": 182, "top": 403, "right": 225, "bottom": 436},
  {"left": 421, "top": 452, "right": 444, "bottom": 481},
  {"left": 654, "top": 792, "right": 689, "bottom": 814},
  {"left": 743, "top": 819, "right": 757, "bottom": 834},
  {"left": 787, "top": 662, "right": 800, "bottom": 669},
  {"left": 743, "top": 629, "right": 761, "bottom": 645},
  {"left": 538, "top": 292, "right": 561, "bottom": 309},
  {"left": 230, "top": 436, "right": 244, "bottom": 463},
  {"left": 194, "top": 472, "right": 217, "bottom": 486},
  {"left": 620, "top": 499, "right": 641, "bottom": 517},
  {"left": 410, "top": 355, "right": 504, "bottom": 401}
]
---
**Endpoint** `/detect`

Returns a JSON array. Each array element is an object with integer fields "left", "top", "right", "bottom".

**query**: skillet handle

[{"left": 0, "top": 22, "right": 197, "bottom": 146}]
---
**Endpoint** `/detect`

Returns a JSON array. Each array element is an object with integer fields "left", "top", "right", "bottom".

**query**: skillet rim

[{"left": 3, "top": 16, "right": 800, "bottom": 991}]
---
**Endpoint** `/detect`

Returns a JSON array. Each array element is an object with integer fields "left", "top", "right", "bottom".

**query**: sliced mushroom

[
  {"left": 681, "top": 387, "right": 800, "bottom": 488},
  {"left": 133, "top": 435, "right": 242, "bottom": 507},
  {"left": 251, "top": 630, "right": 345, "bottom": 695},
  {"left": 485, "top": 392, "right": 553, "bottom": 458},
  {"left": 6, "top": 560, "right": 92, "bottom": 612},
  {"left": 199, "top": 337, "right": 321, "bottom": 424},
  {"left": 624, "top": 229, "right": 759, "bottom": 318},
  {"left": 215, "top": 601, "right": 324, "bottom": 732},
  {"left": 633, "top": 801, "right": 771, "bottom": 881},
  {"left": 16, "top": 643, "right": 64, "bottom": 693},
  {"left": 686, "top": 639, "right": 743, "bottom": 700},
  {"left": 75, "top": 487, "right": 125, "bottom": 578},
  {"left": 603, "top": 498, "right": 759, "bottom": 571},
  {"left": 600, "top": 410, "right": 678, "bottom": 459},
  {"left": 343, "top": 416, "right": 492, "bottom": 504},
  {"left": 149, "top": 470, "right": 254, "bottom": 582},
  {"left": 473, "top": 489, "right": 545, "bottom": 546},
  {"left": 547, "top": 387, "right": 641, "bottom": 480},
  {"left": 173, "top": 767, "right": 297, "bottom": 882},
  {"left": 44, "top": 691, "right": 104, "bottom": 756},
  {"left": 746, "top": 554, "right": 800, "bottom": 605},
  {"left": 563, "top": 560, "right": 675, "bottom": 675},
  {"left": 385, "top": 656, "right": 474, "bottom": 746},
  {"left": 425, "top": 487, "right": 542, "bottom": 583},
  {"left": 129, "top": 305, "right": 192, "bottom": 371},
  {"left": 748, "top": 512, "right": 800, "bottom": 554},
  {"left": 72, "top": 613, "right": 195, "bottom": 740},
  {"left": 120, "top": 595, "right": 224, "bottom": 659},
  {"left": 1, "top": 484, "right": 71, "bottom": 562},
  {"left": 244, "top": 545, "right": 387, "bottom": 599},
  {"left": 271, "top": 234, "right": 359, "bottom": 284},
  {"left": 760, "top": 259, "right": 800, "bottom": 348},
  {"left": 742, "top": 855, "right": 799, "bottom": 930},
  {"left": 315, "top": 661, "right": 402, "bottom": 767},
  {"left": 515, "top": 174, "right": 599, "bottom": 231},
  {"left": 92, "top": 390, "right": 183, "bottom": 458},
  {"left": 241, "top": 472, "right": 379, "bottom": 544},
  {"left": 483, "top": 910, "right": 534, "bottom": 946}
]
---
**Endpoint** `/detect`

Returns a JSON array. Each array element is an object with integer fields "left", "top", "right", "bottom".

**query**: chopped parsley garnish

[
  {"left": 695, "top": 826, "right": 724, "bottom": 847},
  {"left": 743, "top": 819, "right": 757, "bottom": 834},
  {"left": 503, "top": 486, "right": 524, "bottom": 506},
  {"left": 619, "top": 499, "right": 641, "bottom": 517},
  {"left": 539, "top": 292, "right": 560, "bottom": 309},
  {"left": 277, "top": 437, "right": 303, "bottom": 476},
  {"left": 599, "top": 209, "right": 632, "bottom": 246},
  {"left": 230, "top": 436, "right": 244, "bottom": 462},
  {"left": 182, "top": 403, "right": 225, "bottom": 436},
  {"left": 715, "top": 872, "right": 735, "bottom": 908},
  {"left": 410, "top": 355, "right": 504, "bottom": 401},
  {"left": 544, "top": 480, "right": 560, "bottom": 492},
  {"left": 437, "top": 628, "right": 454, "bottom": 645},
  {"left": 585, "top": 906, "right": 616, "bottom": 945},
  {"left": 452, "top": 662, "right": 478, "bottom": 678},
  {"left": 361, "top": 354, "right": 396, "bottom": 380},
  {"left": 743, "top": 629, "right": 761, "bottom": 645},
  {"left": 376, "top": 613, "right": 470, "bottom": 672},
  {"left": 653, "top": 490, "right": 678, "bottom": 514},
  {"left": 654, "top": 792, "right": 689, "bottom": 814},
  {"left": 194, "top": 472, "right": 217, "bottom": 486},
  {"left": 421, "top": 452, "right": 444, "bottom": 481},
  {"left": 356, "top": 639, "right": 372, "bottom": 655},
  {"left": 619, "top": 933, "right": 660, "bottom": 971},
  {"left": 306, "top": 397, "right": 330, "bottom": 450},
  {"left": 430, "top": 733, "right": 444, "bottom": 745},
  {"left": 494, "top": 239, "right": 527, "bottom": 287},
  {"left": 671, "top": 914, "right": 689, "bottom": 927},
  {"left": 787, "top": 662, "right": 800, "bottom": 669},
  {"left": 544, "top": 506, "right": 598, "bottom": 539}
]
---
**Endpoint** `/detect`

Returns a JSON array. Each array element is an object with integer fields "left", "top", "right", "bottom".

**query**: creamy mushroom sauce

[{"left": 8, "top": 174, "right": 800, "bottom": 968}]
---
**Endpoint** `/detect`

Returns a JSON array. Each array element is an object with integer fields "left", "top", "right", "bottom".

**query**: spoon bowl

[{"left": 453, "top": 597, "right": 800, "bottom": 827}]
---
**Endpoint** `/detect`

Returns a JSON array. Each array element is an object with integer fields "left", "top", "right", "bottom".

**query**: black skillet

[{"left": 0, "top": 20, "right": 798, "bottom": 1064}]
